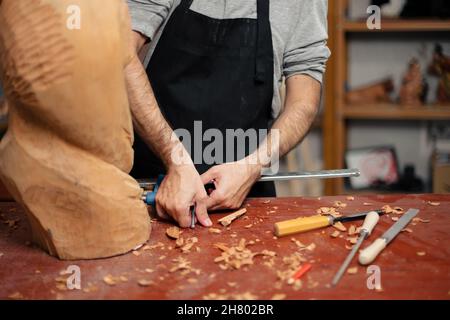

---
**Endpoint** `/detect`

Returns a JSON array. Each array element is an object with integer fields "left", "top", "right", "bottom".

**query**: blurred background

[{"left": 0, "top": 0, "right": 449, "bottom": 199}]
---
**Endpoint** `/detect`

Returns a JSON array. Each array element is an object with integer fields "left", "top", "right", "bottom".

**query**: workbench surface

[{"left": 1, "top": 194, "right": 449, "bottom": 300}]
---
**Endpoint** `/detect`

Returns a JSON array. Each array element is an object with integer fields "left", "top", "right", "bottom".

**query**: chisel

[
  {"left": 274, "top": 209, "right": 385, "bottom": 237},
  {"left": 359, "top": 208, "right": 419, "bottom": 265},
  {"left": 331, "top": 211, "right": 380, "bottom": 286}
]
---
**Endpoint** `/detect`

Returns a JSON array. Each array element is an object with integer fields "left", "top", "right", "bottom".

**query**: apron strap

[{"left": 255, "top": 0, "right": 271, "bottom": 83}]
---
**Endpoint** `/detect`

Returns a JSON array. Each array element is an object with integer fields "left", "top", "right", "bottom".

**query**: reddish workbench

[{"left": 0, "top": 194, "right": 449, "bottom": 300}]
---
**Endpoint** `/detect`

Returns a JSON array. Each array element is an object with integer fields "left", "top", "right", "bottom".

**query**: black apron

[{"left": 131, "top": 0, "right": 276, "bottom": 197}]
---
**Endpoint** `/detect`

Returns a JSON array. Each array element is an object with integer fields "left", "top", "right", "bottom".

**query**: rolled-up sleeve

[
  {"left": 127, "top": 0, "right": 174, "bottom": 40},
  {"left": 283, "top": 0, "right": 331, "bottom": 83}
]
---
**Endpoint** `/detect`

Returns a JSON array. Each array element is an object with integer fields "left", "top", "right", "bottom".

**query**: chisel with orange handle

[{"left": 274, "top": 209, "right": 385, "bottom": 237}]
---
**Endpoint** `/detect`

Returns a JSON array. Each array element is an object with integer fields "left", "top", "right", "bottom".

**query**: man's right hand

[{"left": 155, "top": 164, "right": 212, "bottom": 228}]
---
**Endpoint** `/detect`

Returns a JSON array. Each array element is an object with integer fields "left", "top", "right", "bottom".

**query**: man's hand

[
  {"left": 156, "top": 164, "right": 212, "bottom": 228},
  {"left": 201, "top": 160, "right": 262, "bottom": 211}
]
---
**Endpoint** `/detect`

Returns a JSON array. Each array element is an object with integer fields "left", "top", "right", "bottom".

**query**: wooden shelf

[
  {"left": 343, "top": 104, "right": 450, "bottom": 120},
  {"left": 343, "top": 19, "right": 450, "bottom": 32}
]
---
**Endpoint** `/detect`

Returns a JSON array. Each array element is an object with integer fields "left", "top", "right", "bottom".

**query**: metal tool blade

[
  {"left": 336, "top": 209, "right": 384, "bottom": 223},
  {"left": 331, "top": 231, "right": 367, "bottom": 286},
  {"left": 381, "top": 208, "right": 419, "bottom": 245},
  {"left": 138, "top": 169, "right": 360, "bottom": 190},
  {"left": 257, "top": 169, "right": 360, "bottom": 182}
]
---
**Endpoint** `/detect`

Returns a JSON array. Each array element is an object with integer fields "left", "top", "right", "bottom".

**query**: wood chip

[
  {"left": 175, "top": 237, "right": 184, "bottom": 248},
  {"left": 417, "top": 251, "right": 426, "bottom": 256},
  {"left": 132, "top": 250, "right": 141, "bottom": 256},
  {"left": 103, "top": 275, "right": 118, "bottom": 286},
  {"left": 166, "top": 226, "right": 181, "bottom": 239},
  {"left": 347, "top": 267, "right": 358, "bottom": 274},
  {"left": 392, "top": 207, "right": 404, "bottom": 215},
  {"left": 346, "top": 196, "right": 355, "bottom": 201},
  {"left": 401, "top": 228, "right": 413, "bottom": 233},
  {"left": 209, "top": 228, "right": 222, "bottom": 234},
  {"left": 347, "top": 236, "right": 358, "bottom": 244},
  {"left": 348, "top": 225, "right": 357, "bottom": 236},
  {"left": 217, "top": 208, "right": 247, "bottom": 226},
  {"left": 8, "top": 292, "right": 24, "bottom": 300},
  {"left": 333, "top": 221, "right": 347, "bottom": 232},
  {"left": 428, "top": 201, "right": 440, "bottom": 206},
  {"left": 137, "top": 279, "right": 154, "bottom": 287},
  {"left": 363, "top": 202, "right": 373, "bottom": 206},
  {"left": 271, "top": 293, "right": 286, "bottom": 300},
  {"left": 330, "top": 230, "right": 340, "bottom": 238},
  {"left": 392, "top": 217, "right": 399, "bottom": 222},
  {"left": 334, "top": 201, "right": 347, "bottom": 208}
]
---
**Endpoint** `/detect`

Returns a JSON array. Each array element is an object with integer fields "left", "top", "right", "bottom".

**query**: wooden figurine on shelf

[
  {"left": 399, "top": 58, "right": 426, "bottom": 107},
  {"left": 346, "top": 78, "right": 394, "bottom": 105},
  {"left": 0, "top": 0, "right": 151, "bottom": 260},
  {"left": 428, "top": 44, "right": 450, "bottom": 105}
]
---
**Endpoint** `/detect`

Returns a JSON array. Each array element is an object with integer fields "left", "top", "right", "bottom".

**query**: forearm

[
  {"left": 125, "top": 32, "right": 192, "bottom": 168},
  {"left": 251, "top": 74, "right": 321, "bottom": 168}
]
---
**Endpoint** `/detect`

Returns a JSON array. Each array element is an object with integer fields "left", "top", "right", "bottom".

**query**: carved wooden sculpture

[
  {"left": 0, "top": 0, "right": 151, "bottom": 260},
  {"left": 428, "top": 44, "right": 450, "bottom": 104},
  {"left": 346, "top": 79, "right": 394, "bottom": 105},
  {"left": 399, "top": 58, "right": 425, "bottom": 107}
]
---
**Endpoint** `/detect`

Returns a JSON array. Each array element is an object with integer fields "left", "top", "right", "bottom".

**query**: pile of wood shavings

[{"left": 213, "top": 239, "right": 276, "bottom": 270}]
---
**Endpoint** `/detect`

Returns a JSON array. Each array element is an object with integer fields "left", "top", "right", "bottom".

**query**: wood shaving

[
  {"left": 317, "top": 206, "right": 342, "bottom": 218},
  {"left": 137, "top": 279, "right": 154, "bottom": 287},
  {"left": 203, "top": 292, "right": 258, "bottom": 300},
  {"left": 413, "top": 218, "right": 431, "bottom": 223},
  {"left": 333, "top": 221, "right": 347, "bottom": 232},
  {"left": 180, "top": 237, "right": 198, "bottom": 253},
  {"left": 175, "top": 237, "right": 184, "bottom": 248},
  {"left": 132, "top": 250, "right": 141, "bottom": 256},
  {"left": 271, "top": 293, "right": 287, "bottom": 300},
  {"left": 334, "top": 201, "right": 347, "bottom": 208},
  {"left": 347, "top": 237, "right": 358, "bottom": 244},
  {"left": 213, "top": 239, "right": 275, "bottom": 270},
  {"left": 417, "top": 251, "right": 426, "bottom": 256},
  {"left": 330, "top": 230, "right": 340, "bottom": 238},
  {"left": 169, "top": 257, "right": 200, "bottom": 276},
  {"left": 348, "top": 225, "right": 357, "bottom": 236},
  {"left": 428, "top": 201, "right": 440, "bottom": 206},
  {"left": 392, "top": 217, "right": 399, "bottom": 222},
  {"left": 347, "top": 267, "right": 358, "bottom": 274},
  {"left": 0, "top": 252, "right": 3, "bottom": 258},
  {"left": 401, "top": 228, "right": 413, "bottom": 233},
  {"left": 363, "top": 202, "right": 373, "bottom": 206},
  {"left": 103, "top": 275, "right": 119, "bottom": 286},
  {"left": 166, "top": 226, "right": 181, "bottom": 239},
  {"left": 263, "top": 200, "right": 271, "bottom": 204},
  {"left": 209, "top": 228, "right": 222, "bottom": 234},
  {"left": 8, "top": 292, "right": 24, "bottom": 300},
  {"left": 245, "top": 224, "right": 253, "bottom": 229},
  {"left": 218, "top": 208, "right": 247, "bottom": 226},
  {"left": 346, "top": 196, "right": 355, "bottom": 201},
  {"left": 392, "top": 207, "right": 404, "bottom": 215}
]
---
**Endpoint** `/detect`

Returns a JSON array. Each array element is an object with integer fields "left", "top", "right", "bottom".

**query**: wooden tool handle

[
  {"left": 361, "top": 211, "right": 380, "bottom": 236},
  {"left": 358, "top": 238, "right": 387, "bottom": 265},
  {"left": 274, "top": 215, "right": 331, "bottom": 237}
]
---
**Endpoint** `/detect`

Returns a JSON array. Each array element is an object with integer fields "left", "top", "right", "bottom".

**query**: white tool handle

[
  {"left": 361, "top": 211, "right": 380, "bottom": 236},
  {"left": 359, "top": 238, "right": 387, "bottom": 265}
]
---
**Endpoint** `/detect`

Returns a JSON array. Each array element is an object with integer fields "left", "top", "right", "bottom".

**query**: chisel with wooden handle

[
  {"left": 359, "top": 208, "right": 419, "bottom": 265},
  {"left": 274, "top": 209, "right": 385, "bottom": 237}
]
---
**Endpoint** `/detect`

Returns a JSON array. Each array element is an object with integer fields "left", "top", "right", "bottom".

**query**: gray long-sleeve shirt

[{"left": 127, "top": 0, "right": 330, "bottom": 118}]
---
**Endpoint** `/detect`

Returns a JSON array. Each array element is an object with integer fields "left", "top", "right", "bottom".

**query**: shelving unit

[{"left": 323, "top": 0, "right": 450, "bottom": 195}]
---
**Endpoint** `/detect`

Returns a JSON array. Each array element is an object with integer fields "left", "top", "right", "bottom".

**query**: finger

[
  {"left": 155, "top": 201, "right": 171, "bottom": 220},
  {"left": 200, "top": 167, "right": 219, "bottom": 185},
  {"left": 195, "top": 197, "right": 212, "bottom": 227},
  {"left": 173, "top": 205, "right": 192, "bottom": 228}
]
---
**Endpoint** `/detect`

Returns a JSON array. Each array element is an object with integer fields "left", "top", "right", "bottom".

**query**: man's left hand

[{"left": 200, "top": 160, "right": 262, "bottom": 211}]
